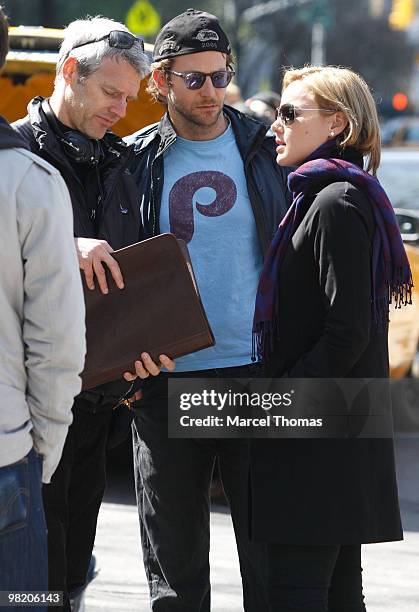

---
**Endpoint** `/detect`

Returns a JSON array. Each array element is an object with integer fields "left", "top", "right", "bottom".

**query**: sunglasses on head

[
  {"left": 165, "top": 69, "right": 235, "bottom": 90},
  {"left": 71, "top": 30, "right": 144, "bottom": 53},
  {"left": 275, "top": 103, "right": 337, "bottom": 125}
]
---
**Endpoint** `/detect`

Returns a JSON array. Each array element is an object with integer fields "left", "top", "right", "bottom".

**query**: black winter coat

[
  {"left": 13, "top": 96, "right": 142, "bottom": 402},
  {"left": 250, "top": 154, "right": 403, "bottom": 545},
  {"left": 13, "top": 96, "right": 141, "bottom": 250}
]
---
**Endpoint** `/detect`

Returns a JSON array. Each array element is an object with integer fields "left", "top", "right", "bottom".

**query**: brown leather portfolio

[{"left": 80, "top": 233, "right": 215, "bottom": 390}]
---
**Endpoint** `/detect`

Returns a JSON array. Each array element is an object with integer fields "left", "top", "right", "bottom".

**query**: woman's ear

[
  {"left": 153, "top": 69, "right": 170, "bottom": 97},
  {"left": 330, "top": 111, "right": 348, "bottom": 137}
]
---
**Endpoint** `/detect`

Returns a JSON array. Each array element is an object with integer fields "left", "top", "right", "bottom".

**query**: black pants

[
  {"left": 133, "top": 364, "right": 269, "bottom": 611},
  {"left": 267, "top": 543, "right": 367, "bottom": 611},
  {"left": 42, "top": 398, "right": 113, "bottom": 611}
]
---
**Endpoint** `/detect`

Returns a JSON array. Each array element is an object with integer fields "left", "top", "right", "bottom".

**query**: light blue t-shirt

[{"left": 160, "top": 124, "right": 263, "bottom": 371}]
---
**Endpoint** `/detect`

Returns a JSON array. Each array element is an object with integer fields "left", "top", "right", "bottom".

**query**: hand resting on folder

[
  {"left": 76, "top": 237, "right": 124, "bottom": 294},
  {"left": 76, "top": 237, "right": 176, "bottom": 380},
  {"left": 80, "top": 234, "right": 212, "bottom": 389}
]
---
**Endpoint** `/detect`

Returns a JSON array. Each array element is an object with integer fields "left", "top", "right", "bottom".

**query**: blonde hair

[
  {"left": 282, "top": 65, "right": 381, "bottom": 174},
  {"left": 147, "top": 58, "right": 174, "bottom": 104}
]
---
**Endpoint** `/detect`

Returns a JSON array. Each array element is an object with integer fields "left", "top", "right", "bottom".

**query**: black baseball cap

[{"left": 153, "top": 8, "right": 231, "bottom": 61}]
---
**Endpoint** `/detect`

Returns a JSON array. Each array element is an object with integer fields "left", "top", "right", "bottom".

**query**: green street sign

[
  {"left": 298, "top": 0, "right": 333, "bottom": 29},
  {"left": 126, "top": 0, "right": 161, "bottom": 36}
]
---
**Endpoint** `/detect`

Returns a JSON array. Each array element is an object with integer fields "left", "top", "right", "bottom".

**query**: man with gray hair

[
  {"left": 0, "top": 4, "right": 85, "bottom": 605},
  {"left": 13, "top": 16, "right": 171, "bottom": 611}
]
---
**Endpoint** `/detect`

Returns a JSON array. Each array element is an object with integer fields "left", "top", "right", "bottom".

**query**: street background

[
  {"left": 82, "top": 435, "right": 419, "bottom": 611},
  {"left": 3, "top": 0, "right": 419, "bottom": 114},
  {"left": 1, "top": 0, "right": 418, "bottom": 608}
]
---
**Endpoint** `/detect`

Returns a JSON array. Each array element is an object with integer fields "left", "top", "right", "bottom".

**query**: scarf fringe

[
  {"left": 390, "top": 265, "right": 414, "bottom": 306},
  {"left": 372, "top": 264, "right": 413, "bottom": 326},
  {"left": 252, "top": 318, "right": 280, "bottom": 363}
]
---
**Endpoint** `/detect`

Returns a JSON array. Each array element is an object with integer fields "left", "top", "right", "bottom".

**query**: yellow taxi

[
  {"left": 1, "top": 26, "right": 164, "bottom": 134},
  {"left": 378, "top": 149, "right": 419, "bottom": 429},
  {"left": 378, "top": 150, "right": 419, "bottom": 380}
]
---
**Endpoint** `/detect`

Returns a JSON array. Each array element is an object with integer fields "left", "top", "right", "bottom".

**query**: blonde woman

[{"left": 251, "top": 66, "right": 412, "bottom": 610}]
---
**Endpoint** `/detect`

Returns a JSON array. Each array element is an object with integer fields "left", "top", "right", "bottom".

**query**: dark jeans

[
  {"left": 42, "top": 398, "right": 113, "bottom": 611},
  {"left": 267, "top": 544, "right": 367, "bottom": 611},
  {"left": 132, "top": 364, "right": 269, "bottom": 611},
  {"left": 0, "top": 449, "right": 47, "bottom": 612}
]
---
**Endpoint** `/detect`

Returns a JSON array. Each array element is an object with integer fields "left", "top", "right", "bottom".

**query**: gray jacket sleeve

[{"left": 17, "top": 158, "right": 86, "bottom": 483}]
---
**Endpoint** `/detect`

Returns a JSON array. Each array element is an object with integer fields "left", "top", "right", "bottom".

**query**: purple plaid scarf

[{"left": 252, "top": 140, "right": 413, "bottom": 362}]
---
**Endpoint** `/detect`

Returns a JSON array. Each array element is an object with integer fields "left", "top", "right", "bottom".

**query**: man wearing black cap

[{"left": 127, "top": 9, "right": 289, "bottom": 610}]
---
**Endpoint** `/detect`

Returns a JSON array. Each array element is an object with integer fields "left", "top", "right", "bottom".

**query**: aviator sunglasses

[
  {"left": 71, "top": 30, "right": 144, "bottom": 53},
  {"left": 165, "top": 69, "right": 235, "bottom": 90},
  {"left": 275, "top": 103, "right": 337, "bottom": 125}
]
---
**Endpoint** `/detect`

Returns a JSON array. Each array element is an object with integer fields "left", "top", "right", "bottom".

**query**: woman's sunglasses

[
  {"left": 165, "top": 69, "right": 235, "bottom": 90},
  {"left": 71, "top": 30, "right": 144, "bottom": 53},
  {"left": 275, "top": 103, "right": 337, "bottom": 125}
]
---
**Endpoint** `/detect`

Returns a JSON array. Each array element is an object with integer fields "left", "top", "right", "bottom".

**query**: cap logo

[
  {"left": 195, "top": 30, "right": 219, "bottom": 42},
  {"left": 159, "top": 41, "right": 180, "bottom": 55}
]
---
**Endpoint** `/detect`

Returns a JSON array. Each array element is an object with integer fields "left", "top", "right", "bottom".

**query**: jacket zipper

[
  {"left": 100, "top": 147, "right": 134, "bottom": 215},
  {"left": 244, "top": 129, "right": 270, "bottom": 257},
  {"left": 150, "top": 138, "right": 175, "bottom": 236},
  {"left": 150, "top": 159, "right": 157, "bottom": 236}
]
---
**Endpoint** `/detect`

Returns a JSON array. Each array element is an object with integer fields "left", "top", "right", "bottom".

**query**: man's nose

[
  {"left": 200, "top": 75, "right": 216, "bottom": 96},
  {"left": 111, "top": 97, "right": 128, "bottom": 119}
]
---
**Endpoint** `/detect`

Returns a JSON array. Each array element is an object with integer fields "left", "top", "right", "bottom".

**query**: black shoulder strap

[{"left": 40, "top": 98, "right": 67, "bottom": 138}]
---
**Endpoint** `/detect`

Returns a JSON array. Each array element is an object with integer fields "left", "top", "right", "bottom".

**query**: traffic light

[
  {"left": 392, "top": 92, "right": 409, "bottom": 111},
  {"left": 389, "top": 0, "right": 415, "bottom": 30}
]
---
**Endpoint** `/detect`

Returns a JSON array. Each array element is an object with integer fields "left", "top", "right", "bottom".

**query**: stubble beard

[
  {"left": 65, "top": 85, "right": 107, "bottom": 140},
  {"left": 169, "top": 95, "right": 224, "bottom": 136}
]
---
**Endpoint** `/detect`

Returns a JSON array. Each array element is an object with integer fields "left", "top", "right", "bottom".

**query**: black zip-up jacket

[
  {"left": 13, "top": 97, "right": 141, "bottom": 403},
  {"left": 125, "top": 105, "right": 290, "bottom": 254},
  {"left": 13, "top": 96, "right": 141, "bottom": 250}
]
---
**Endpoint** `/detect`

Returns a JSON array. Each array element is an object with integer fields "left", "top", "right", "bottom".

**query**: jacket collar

[
  {"left": 27, "top": 96, "right": 133, "bottom": 162},
  {"left": 156, "top": 112, "right": 177, "bottom": 156},
  {"left": 155, "top": 104, "right": 268, "bottom": 160},
  {"left": 224, "top": 104, "right": 268, "bottom": 162}
]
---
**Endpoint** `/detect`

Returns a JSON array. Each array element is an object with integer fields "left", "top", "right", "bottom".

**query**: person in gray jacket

[{"left": 0, "top": 6, "right": 86, "bottom": 604}]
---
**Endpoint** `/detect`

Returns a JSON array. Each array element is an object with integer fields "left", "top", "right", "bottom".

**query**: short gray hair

[{"left": 57, "top": 16, "right": 149, "bottom": 81}]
